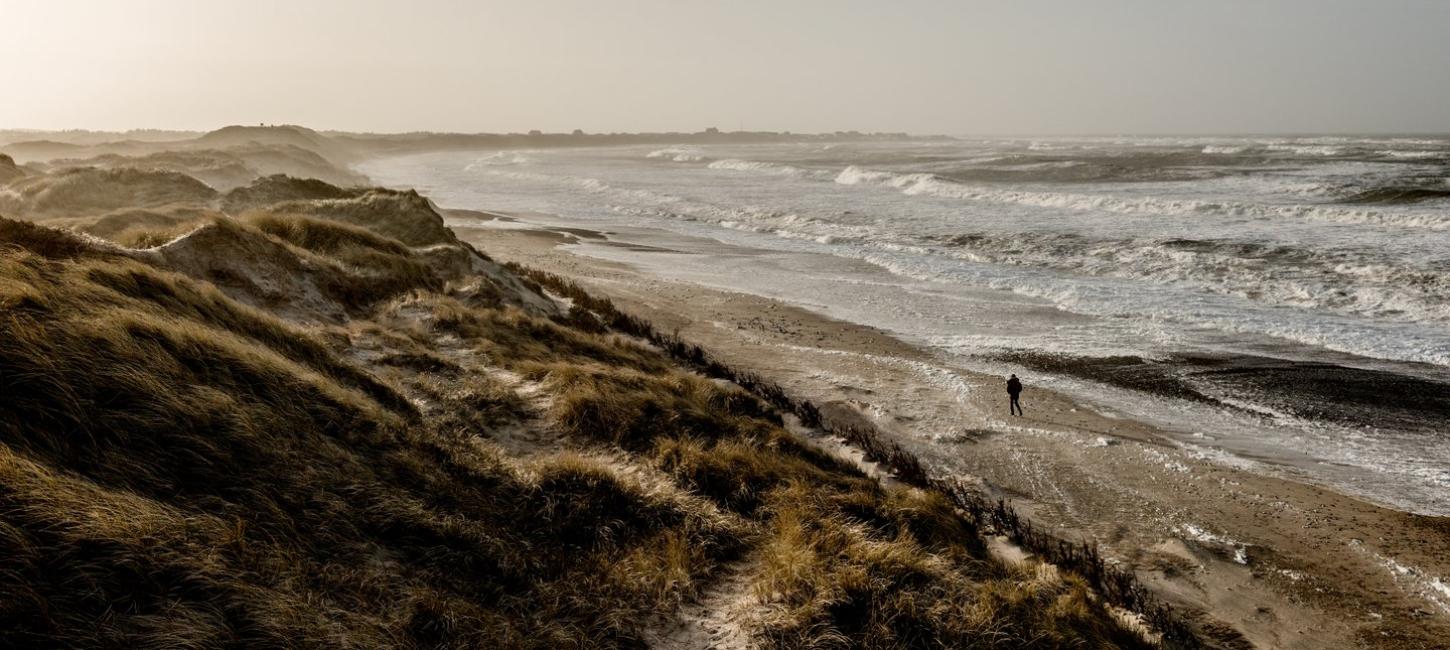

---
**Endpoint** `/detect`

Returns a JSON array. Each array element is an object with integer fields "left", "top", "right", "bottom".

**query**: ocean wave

[
  {"left": 706, "top": 158, "right": 828, "bottom": 179},
  {"left": 833, "top": 165, "right": 1450, "bottom": 231},
  {"left": 1201, "top": 145, "right": 1250, "bottom": 155},
  {"left": 1340, "top": 186, "right": 1450, "bottom": 204},
  {"left": 1027, "top": 141, "right": 1081, "bottom": 151},
  {"left": 938, "top": 160, "right": 1229, "bottom": 184},
  {"left": 646, "top": 147, "right": 706, "bottom": 162},
  {"left": 1266, "top": 144, "right": 1346, "bottom": 156},
  {"left": 926, "top": 230, "right": 1450, "bottom": 326},
  {"left": 854, "top": 248, "right": 1450, "bottom": 367},
  {"left": 464, "top": 151, "right": 533, "bottom": 169},
  {"left": 1375, "top": 150, "right": 1444, "bottom": 160},
  {"left": 483, "top": 168, "right": 882, "bottom": 246},
  {"left": 1000, "top": 160, "right": 1087, "bottom": 170}
]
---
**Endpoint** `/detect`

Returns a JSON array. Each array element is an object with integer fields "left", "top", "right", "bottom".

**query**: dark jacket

[{"left": 1007, "top": 377, "right": 1022, "bottom": 396}]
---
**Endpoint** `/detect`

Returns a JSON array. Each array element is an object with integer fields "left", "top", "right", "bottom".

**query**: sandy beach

[{"left": 455, "top": 214, "right": 1450, "bottom": 650}]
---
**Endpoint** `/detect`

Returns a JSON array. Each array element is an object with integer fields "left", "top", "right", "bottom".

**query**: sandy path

[
  {"left": 458, "top": 223, "right": 1450, "bottom": 649},
  {"left": 644, "top": 556, "right": 761, "bottom": 650}
]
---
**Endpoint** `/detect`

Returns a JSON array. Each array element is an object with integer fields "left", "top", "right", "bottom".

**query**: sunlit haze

[{"left": 2, "top": 0, "right": 1448, "bottom": 134}]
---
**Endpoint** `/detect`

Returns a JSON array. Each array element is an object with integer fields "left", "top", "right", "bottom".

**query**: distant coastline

[{"left": 0, "top": 124, "right": 945, "bottom": 166}]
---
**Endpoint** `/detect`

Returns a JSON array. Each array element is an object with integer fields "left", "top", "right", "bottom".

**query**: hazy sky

[{"left": 2, "top": 0, "right": 1447, "bottom": 134}]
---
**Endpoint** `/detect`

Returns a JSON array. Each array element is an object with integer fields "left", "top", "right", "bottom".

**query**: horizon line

[{"left": 3, "top": 124, "right": 1450, "bottom": 140}]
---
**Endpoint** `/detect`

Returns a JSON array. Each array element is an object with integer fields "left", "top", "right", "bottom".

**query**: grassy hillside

[
  {"left": 0, "top": 125, "right": 367, "bottom": 190},
  {"left": 31, "top": 146, "right": 368, "bottom": 191},
  {"left": 0, "top": 168, "right": 1161, "bottom": 648},
  {"left": 0, "top": 153, "right": 25, "bottom": 184}
]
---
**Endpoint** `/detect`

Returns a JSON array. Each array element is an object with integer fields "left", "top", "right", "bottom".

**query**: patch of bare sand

[
  {"left": 643, "top": 556, "right": 761, "bottom": 650},
  {"left": 458, "top": 221, "right": 1450, "bottom": 650}
]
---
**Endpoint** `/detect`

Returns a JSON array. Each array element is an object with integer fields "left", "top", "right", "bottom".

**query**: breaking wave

[
  {"left": 1376, "top": 150, "right": 1444, "bottom": 160},
  {"left": 1340, "top": 186, "right": 1450, "bottom": 205},
  {"left": 646, "top": 147, "right": 706, "bottom": 162},
  {"left": 1266, "top": 144, "right": 1345, "bottom": 156},
  {"left": 929, "top": 231, "right": 1450, "bottom": 327},
  {"left": 833, "top": 166, "right": 1450, "bottom": 231},
  {"left": 464, "top": 151, "right": 533, "bottom": 169},
  {"left": 706, "top": 158, "right": 829, "bottom": 179}
]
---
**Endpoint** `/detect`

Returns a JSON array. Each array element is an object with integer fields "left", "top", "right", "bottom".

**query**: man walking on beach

[{"left": 1007, "top": 374, "right": 1023, "bottom": 416}]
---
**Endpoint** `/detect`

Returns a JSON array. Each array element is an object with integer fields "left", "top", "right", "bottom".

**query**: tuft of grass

[
  {"left": 243, "top": 213, "right": 445, "bottom": 309},
  {"left": 751, "top": 485, "right": 1147, "bottom": 649},
  {"left": 530, "top": 362, "right": 779, "bottom": 449},
  {"left": 384, "top": 291, "right": 671, "bottom": 372},
  {"left": 96, "top": 213, "right": 448, "bottom": 314},
  {"left": 411, "top": 369, "right": 532, "bottom": 432},
  {"left": 244, "top": 211, "right": 413, "bottom": 257},
  {"left": 0, "top": 217, "right": 109, "bottom": 259},
  {"left": 221, "top": 174, "right": 358, "bottom": 213},
  {"left": 110, "top": 218, "right": 210, "bottom": 248}
]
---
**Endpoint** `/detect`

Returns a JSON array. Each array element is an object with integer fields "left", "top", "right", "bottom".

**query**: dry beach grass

[{"left": 0, "top": 163, "right": 1162, "bottom": 648}]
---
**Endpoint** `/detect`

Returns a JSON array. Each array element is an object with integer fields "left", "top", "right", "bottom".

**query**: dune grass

[
  {"left": 527, "top": 361, "right": 1152, "bottom": 648},
  {"left": 220, "top": 173, "right": 360, "bottom": 213},
  {"left": 1, "top": 166, "right": 218, "bottom": 217},
  {"left": 242, "top": 212, "right": 444, "bottom": 309},
  {"left": 750, "top": 484, "right": 1145, "bottom": 649},
  {"left": 0, "top": 223, "right": 742, "bottom": 648},
  {"left": 247, "top": 188, "right": 456, "bottom": 247},
  {"left": 0, "top": 166, "right": 1173, "bottom": 648},
  {"left": 245, "top": 211, "right": 414, "bottom": 257}
]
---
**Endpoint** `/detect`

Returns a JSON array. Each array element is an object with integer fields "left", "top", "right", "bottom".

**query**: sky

[{"left": 1, "top": 0, "right": 1448, "bottom": 135}]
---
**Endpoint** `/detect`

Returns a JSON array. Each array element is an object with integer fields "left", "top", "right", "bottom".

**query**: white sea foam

[
  {"left": 1349, "top": 540, "right": 1450, "bottom": 615},
  {"left": 707, "top": 158, "right": 827, "bottom": 179},
  {"left": 923, "top": 230, "right": 1450, "bottom": 326},
  {"left": 1267, "top": 144, "right": 1345, "bottom": 156},
  {"left": 1176, "top": 524, "right": 1250, "bottom": 564},
  {"left": 464, "top": 151, "right": 533, "bottom": 169},
  {"left": 646, "top": 147, "right": 706, "bottom": 162},
  {"left": 1028, "top": 141, "right": 1079, "bottom": 151},
  {"left": 1376, "top": 150, "right": 1441, "bottom": 159}
]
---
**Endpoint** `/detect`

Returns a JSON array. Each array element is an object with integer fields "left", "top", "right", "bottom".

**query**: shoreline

[
  {"left": 437, "top": 207, "right": 1449, "bottom": 517},
  {"left": 452, "top": 214, "right": 1450, "bottom": 649}
]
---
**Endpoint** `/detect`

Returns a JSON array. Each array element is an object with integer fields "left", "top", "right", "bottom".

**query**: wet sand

[{"left": 455, "top": 218, "right": 1450, "bottom": 649}]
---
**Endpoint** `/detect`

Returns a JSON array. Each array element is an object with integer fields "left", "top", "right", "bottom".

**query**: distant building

[
  {"left": 528, "top": 129, "right": 543, "bottom": 136},
  {"left": 704, "top": 127, "right": 720, "bottom": 134}
]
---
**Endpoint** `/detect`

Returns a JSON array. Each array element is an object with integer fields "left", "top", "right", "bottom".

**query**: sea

[{"left": 360, "top": 136, "right": 1450, "bottom": 515}]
